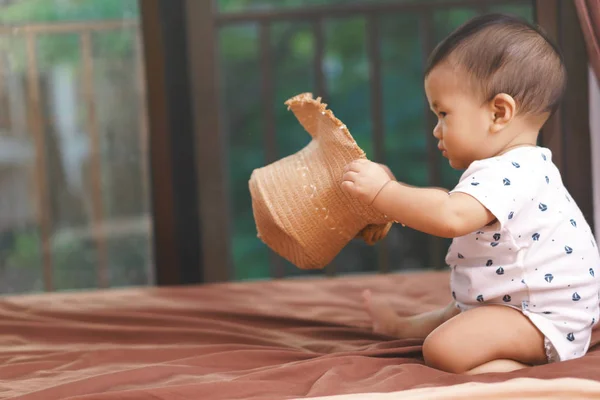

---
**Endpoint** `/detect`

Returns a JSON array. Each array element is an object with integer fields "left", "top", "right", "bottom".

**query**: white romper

[{"left": 446, "top": 146, "right": 600, "bottom": 363}]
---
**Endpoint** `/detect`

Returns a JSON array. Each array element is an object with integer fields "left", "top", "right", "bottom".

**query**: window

[
  {"left": 0, "top": 0, "right": 152, "bottom": 293},
  {"left": 215, "top": 0, "right": 534, "bottom": 279}
]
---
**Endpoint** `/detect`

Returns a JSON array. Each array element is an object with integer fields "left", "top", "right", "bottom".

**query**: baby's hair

[{"left": 425, "top": 13, "right": 566, "bottom": 115}]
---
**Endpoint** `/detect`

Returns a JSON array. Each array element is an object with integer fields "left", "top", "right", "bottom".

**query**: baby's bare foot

[{"left": 361, "top": 289, "right": 401, "bottom": 337}]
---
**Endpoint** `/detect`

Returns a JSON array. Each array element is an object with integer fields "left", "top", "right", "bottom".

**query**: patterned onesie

[{"left": 446, "top": 146, "right": 600, "bottom": 362}]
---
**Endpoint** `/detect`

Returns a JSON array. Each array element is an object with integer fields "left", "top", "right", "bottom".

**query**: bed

[{"left": 0, "top": 271, "right": 599, "bottom": 399}]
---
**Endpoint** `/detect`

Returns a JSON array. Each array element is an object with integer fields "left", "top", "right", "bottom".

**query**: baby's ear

[{"left": 489, "top": 93, "right": 516, "bottom": 133}]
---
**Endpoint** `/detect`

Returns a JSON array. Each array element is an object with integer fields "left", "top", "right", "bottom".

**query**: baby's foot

[{"left": 361, "top": 289, "right": 401, "bottom": 337}]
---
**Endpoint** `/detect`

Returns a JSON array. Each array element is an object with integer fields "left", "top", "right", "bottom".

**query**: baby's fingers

[
  {"left": 344, "top": 159, "right": 367, "bottom": 173},
  {"left": 341, "top": 180, "right": 355, "bottom": 194},
  {"left": 342, "top": 170, "right": 358, "bottom": 182}
]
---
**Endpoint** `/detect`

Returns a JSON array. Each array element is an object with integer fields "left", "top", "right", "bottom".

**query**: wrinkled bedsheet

[{"left": 0, "top": 271, "right": 598, "bottom": 399}]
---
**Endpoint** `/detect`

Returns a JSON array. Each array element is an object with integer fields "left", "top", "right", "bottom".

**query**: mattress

[{"left": 0, "top": 271, "right": 598, "bottom": 399}]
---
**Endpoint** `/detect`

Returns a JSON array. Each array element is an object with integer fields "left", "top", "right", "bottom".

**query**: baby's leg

[
  {"left": 362, "top": 290, "right": 459, "bottom": 339},
  {"left": 362, "top": 289, "right": 404, "bottom": 336},
  {"left": 465, "top": 359, "right": 529, "bottom": 375},
  {"left": 423, "top": 305, "right": 547, "bottom": 374}
]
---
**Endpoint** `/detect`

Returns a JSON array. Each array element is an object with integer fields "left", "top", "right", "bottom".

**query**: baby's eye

[{"left": 439, "top": 111, "right": 447, "bottom": 118}]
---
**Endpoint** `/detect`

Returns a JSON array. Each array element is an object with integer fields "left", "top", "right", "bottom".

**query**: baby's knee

[{"left": 422, "top": 331, "right": 468, "bottom": 374}]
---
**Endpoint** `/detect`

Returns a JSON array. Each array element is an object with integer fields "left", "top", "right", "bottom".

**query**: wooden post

[
  {"left": 134, "top": 29, "right": 153, "bottom": 284},
  {"left": 420, "top": 11, "right": 445, "bottom": 269},
  {"left": 25, "top": 33, "right": 53, "bottom": 291},
  {"left": 0, "top": 54, "right": 7, "bottom": 131},
  {"left": 185, "top": 0, "right": 233, "bottom": 282},
  {"left": 81, "top": 32, "right": 109, "bottom": 288},
  {"left": 367, "top": 14, "right": 391, "bottom": 274}
]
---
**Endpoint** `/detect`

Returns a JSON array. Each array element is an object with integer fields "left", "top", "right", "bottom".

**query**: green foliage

[
  {"left": 0, "top": 0, "right": 138, "bottom": 24},
  {"left": 0, "top": 0, "right": 138, "bottom": 71},
  {"left": 219, "top": 0, "right": 347, "bottom": 12},
  {"left": 6, "top": 230, "right": 41, "bottom": 268},
  {"left": 5, "top": 228, "right": 149, "bottom": 292},
  {"left": 218, "top": 0, "right": 431, "bottom": 12}
]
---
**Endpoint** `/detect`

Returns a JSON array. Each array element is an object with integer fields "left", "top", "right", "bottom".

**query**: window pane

[
  {"left": 271, "top": 21, "right": 322, "bottom": 278},
  {"left": 381, "top": 13, "right": 431, "bottom": 271},
  {"left": 0, "top": 0, "right": 152, "bottom": 293},
  {"left": 322, "top": 17, "right": 380, "bottom": 275},
  {"left": 216, "top": 0, "right": 534, "bottom": 278},
  {"left": 219, "top": 24, "right": 270, "bottom": 280}
]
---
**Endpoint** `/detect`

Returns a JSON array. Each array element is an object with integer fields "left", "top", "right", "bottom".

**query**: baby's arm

[
  {"left": 341, "top": 160, "right": 495, "bottom": 238},
  {"left": 372, "top": 182, "right": 495, "bottom": 238}
]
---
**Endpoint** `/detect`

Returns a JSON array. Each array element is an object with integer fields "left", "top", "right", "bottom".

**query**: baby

[{"left": 341, "top": 13, "right": 600, "bottom": 375}]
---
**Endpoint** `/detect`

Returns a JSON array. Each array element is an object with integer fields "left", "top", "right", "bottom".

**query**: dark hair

[{"left": 425, "top": 13, "right": 566, "bottom": 115}]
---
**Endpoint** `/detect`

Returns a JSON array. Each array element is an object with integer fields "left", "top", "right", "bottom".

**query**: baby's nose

[{"left": 432, "top": 122, "right": 442, "bottom": 139}]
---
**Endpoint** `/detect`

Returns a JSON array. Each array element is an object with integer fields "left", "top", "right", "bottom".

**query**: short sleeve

[{"left": 450, "top": 159, "right": 537, "bottom": 227}]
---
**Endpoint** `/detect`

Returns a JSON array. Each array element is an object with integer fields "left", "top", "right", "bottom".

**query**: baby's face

[{"left": 424, "top": 63, "right": 493, "bottom": 170}]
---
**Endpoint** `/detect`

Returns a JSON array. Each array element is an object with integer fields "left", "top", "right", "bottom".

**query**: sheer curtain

[
  {"left": 574, "top": 0, "right": 600, "bottom": 82},
  {"left": 574, "top": 1, "right": 600, "bottom": 237}
]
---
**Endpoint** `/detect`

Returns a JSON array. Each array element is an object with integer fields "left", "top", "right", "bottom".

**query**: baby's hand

[
  {"left": 377, "top": 163, "right": 396, "bottom": 181},
  {"left": 341, "top": 159, "right": 391, "bottom": 205}
]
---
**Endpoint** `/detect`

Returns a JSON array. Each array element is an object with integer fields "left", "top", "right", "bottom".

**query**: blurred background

[{"left": 0, "top": 0, "right": 597, "bottom": 293}]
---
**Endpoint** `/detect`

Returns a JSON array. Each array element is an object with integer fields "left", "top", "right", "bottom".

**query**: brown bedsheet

[{"left": 0, "top": 271, "right": 598, "bottom": 399}]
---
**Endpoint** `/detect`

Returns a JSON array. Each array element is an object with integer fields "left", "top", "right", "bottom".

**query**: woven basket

[{"left": 249, "top": 93, "right": 393, "bottom": 270}]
